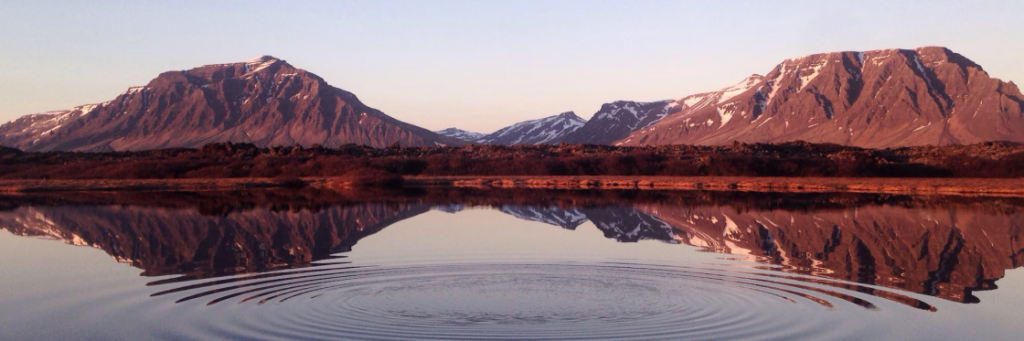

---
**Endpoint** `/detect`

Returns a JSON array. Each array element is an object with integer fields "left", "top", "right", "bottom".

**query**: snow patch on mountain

[
  {"left": 798, "top": 60, "right": 825, "bottom": 91},
  {"left": 718, "top": 106, "right": 736, "bottom": 128},
  {"left": 909, "top": 53, "right": 936, "bottom": 91},
  {"left": 718, "top": 75, "right": 763, "bottom": 104},
  {"left": 767, "top": 63, "right": 789, "bottom": 104}
]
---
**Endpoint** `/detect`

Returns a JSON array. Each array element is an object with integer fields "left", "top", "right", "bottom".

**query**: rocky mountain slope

[
  {"left": 559, "top": 101, "right": 678, "bottom": 145},
  {"left": 619, "top": 47, "right": 1024, "bottom": 147},
  {"left": 0, "top": 56, "right": 462, "bottom": 151}
]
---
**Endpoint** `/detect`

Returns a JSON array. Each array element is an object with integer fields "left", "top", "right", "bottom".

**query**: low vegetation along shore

[
  {"left": 1, "top": 141, "right": 1023, "bottom": 196},
  {"left": 2, "top": 176, "right": 1022, "bottom": 197}
]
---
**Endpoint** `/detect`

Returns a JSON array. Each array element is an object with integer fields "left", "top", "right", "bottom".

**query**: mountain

[
  {"left": 559, "top": 100, "right": 678, "bottom": 145},
  {"left": 619, "top": 47, "right": 1024, "bottom": 147},
  {"left": 474, "top": 111, "right": 586, "bottom": 145},
  {"left": 0, "top": 202, "right": 431, "bottom": 277},
  {"left": 497, "top": 205, "right": 589, "bottom": 230},
  {"left": 0, "top": 56, "right": 463, "bottom": 151},
  {"left": 435, "top": 128, "right": 486, "bottom": 143},
  {"left": 581, "top": 206, "right": 681, "bottom": 243}
]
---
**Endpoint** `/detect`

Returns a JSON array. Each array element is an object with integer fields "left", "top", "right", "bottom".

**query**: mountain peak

[
  {"left": 0, "top": 56, "right": 461, "bottom": 151},
  {"left": 247, "top": 55, "right": 279, "bottom": 63},
  {"left": 556, "top": 111, "right": 579, "bottom": 119},
  {"left": 473, "top": 111, "right": 587, "bottom": 145}
]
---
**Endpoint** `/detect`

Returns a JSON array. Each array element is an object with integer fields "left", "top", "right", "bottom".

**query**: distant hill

[{"left": 477, "top": 111, "right": 586, "bottom": 145}]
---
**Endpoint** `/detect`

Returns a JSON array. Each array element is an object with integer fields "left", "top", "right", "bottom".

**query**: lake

[{"left": 1, "top": 189, "right": 1023, "bottom": 340}]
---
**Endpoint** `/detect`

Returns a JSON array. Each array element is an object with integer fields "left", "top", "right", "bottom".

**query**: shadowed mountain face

[
  {"left": 620, "top": 47, "right": 1024, "bottom": 147},
  {"left": 0, "top": 56, "right": 461, "bottom": 151},
  {"left": 1, "top": 190, "right": 1022, "bottom": 303}
]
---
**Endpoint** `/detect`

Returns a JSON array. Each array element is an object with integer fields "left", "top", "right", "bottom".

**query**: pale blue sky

[{"left": 1, "top": 0, "right": 1021, "bottom": 133}]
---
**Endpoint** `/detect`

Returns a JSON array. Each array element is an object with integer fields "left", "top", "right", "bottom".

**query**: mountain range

[{"left": 3, "top": 47, "right": 1022, "bottom": 151}]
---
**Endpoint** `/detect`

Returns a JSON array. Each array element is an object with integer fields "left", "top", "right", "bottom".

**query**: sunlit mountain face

[{"left": 0, "top": 56, "right": 464, "bottom": 152}]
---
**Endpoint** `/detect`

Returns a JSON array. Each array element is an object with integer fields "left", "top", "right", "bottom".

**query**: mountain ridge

[{"left": 618, "top": 46, "right": 1024, "bottom": 147}]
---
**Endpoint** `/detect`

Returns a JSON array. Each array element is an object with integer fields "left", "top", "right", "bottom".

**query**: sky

[{"left": 1, "top": 0, "right": 1022, "bottom": 133}]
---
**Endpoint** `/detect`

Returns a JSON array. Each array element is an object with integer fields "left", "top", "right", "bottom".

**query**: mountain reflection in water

[{"left": 2, "top": 189, "right": 1022, "bottom": 308}]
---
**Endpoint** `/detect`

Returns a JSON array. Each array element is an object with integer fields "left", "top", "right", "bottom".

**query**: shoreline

[
  {"left": 0, "top": 178, "right": 310, "bottom": 193},
  {"left": 1, "top": 176, "right": 1023, "bottom": 197},
  {"left": 405, "top": 176, "right": 1024, "bottom": 197}
]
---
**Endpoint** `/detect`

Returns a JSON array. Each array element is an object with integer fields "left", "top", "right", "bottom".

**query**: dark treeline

[
  {"left": 2, "top": 141, "right": 1024, "bottom": 180},
  {"left": 5, "top": 187, "right": 1024, "bottom": 216}
]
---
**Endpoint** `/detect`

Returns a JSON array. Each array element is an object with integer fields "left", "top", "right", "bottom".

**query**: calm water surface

[{"left": 1, "top": 190, "right": 1023, "bottom": 340}]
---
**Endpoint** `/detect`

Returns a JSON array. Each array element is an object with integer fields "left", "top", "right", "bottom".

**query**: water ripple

[{"left": 150, "top": 262, "right": 935, "bottom": 340}]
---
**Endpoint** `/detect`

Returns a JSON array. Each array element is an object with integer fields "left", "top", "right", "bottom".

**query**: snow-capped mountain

[
  {"left": 559, "top": 100, "right": 679, "bottom": 145},
  {"left": 618, "top": 46, "right": 1024, "bottom": 147},
  {"left": 473, "top": 111, "right": 586, "bottom": 145},
  {"left": 434, "top": 128, "right": 486, "bottom": 143},
  {"left": 0, "top": 56, "right": 464, "bottom": 151},
  {"left": 582, "top": 207, "right": 682, "bottom": 243},
  {"left": 497, "top": 205, "right": 590, "bottom": 230}
]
